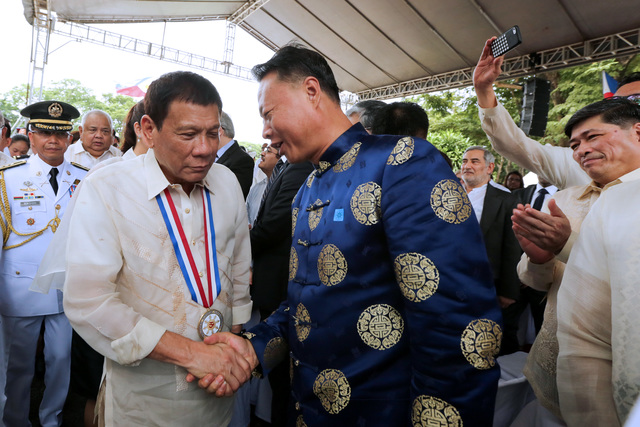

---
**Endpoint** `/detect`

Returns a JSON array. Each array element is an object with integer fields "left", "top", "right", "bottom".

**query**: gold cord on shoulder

[{"left": 0, "top": 171, "right": 61, "bottom": 250}]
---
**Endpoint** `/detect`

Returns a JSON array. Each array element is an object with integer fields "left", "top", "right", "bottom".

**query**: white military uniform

[
  {"left": 64, "top": 141, "right": 122, "bottom": 169},
  {"left": 0, "top": 154, "right": 87, "bottom": 427}
]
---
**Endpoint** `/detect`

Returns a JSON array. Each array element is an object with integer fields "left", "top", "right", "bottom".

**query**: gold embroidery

[
  {"left": 394, "top": 253, "right": 439, "bottom": 302},
  {"left": 306, "top": 172, "right": 316, "bottom": 188},
  {"left": 318, "top": 244, "right": 348, "bottom": 286},
  {"left": 48, "top": 102, "right": 63, "bottom": 118},
  {"left": 350, "top": 181, "right": 381, "bottom": 226},
  {"left": 296, "top": 415, "right": 307, "bottom": 427},
  {"left": 318, "top": 161, "right": 331, "bottom": 173},
  {"left": 411, "top": 395, "right": 462, "bottom": 426},
  {"left": 289, "top": 247, "right": 298, "bottom": 280},
  {"left": 313, "top": 369, "right": 351, "bottom": 414},
  {"left": 357, "top": 304, "right": 404, "bottom": 350},
  {"left": 264, "top": 337, "right": 287, "bottom": 370},
  {"left": 333, "top": 142, "right": 361, "bottom": 172},
  {"left": 308, "top": 199, "right": 323, "bottom": 231},
  {"left": 292, "top": 207, "right": 299, "bottom": 237},
  {"left": 430, "top": 179, "right": 472, "bottom": 224},
  {"left": 242, "top": 331, "right": 256, "bottom": 340},
  {"left": 295, "top": 303, "right": 311, "bottom": 342},
  {"left": 387, "top": 137, "right": 414, "bottom": 165},
  {"left": 461, "top": 319, "right": 502, "bottom": 370}
]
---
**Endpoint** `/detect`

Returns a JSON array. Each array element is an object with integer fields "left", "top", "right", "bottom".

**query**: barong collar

[{"left": 144, "top": 148, "right": 211, "bottom": 200}]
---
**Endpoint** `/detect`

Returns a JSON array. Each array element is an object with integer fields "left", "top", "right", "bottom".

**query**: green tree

[{"left": 0, "top": 79, "right": 136, "bottom": 135}]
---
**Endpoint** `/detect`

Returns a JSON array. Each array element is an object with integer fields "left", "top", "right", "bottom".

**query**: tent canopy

[{"left": 26, "top": 0, "right": 640, "bottom": 98}]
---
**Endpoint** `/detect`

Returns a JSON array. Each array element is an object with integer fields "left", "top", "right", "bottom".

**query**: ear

[
  {"left": 487, "top": 162, "right": 496, "bottom": 174},
  {"left": 633, "top": 121, "right": 640, "bottom": 143},
  {"left": 140, "top": 115, "right": 156, "bottom": 148},
  {"left": 302, "top": 76, "right": 322, "bottom": 107}
]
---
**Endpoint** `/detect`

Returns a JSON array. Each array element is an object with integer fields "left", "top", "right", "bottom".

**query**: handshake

[{"left": 184, "top": 332, "right": 260, "bottom": 397}]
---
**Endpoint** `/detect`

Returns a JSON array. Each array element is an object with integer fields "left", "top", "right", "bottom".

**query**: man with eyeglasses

[
  {"left": 64, "top": 109, "right": 122, "bottom": 169},
  {"left": 0, "top": 100, "right": 88, "bottom": 427},
  {"left": 474, "top": 37, "right": 640, "bottom": 190}
]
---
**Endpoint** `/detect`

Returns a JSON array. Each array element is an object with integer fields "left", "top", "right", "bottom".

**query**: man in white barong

[{"left": 62, "top": 71, "right": 253, "bottom": 426}]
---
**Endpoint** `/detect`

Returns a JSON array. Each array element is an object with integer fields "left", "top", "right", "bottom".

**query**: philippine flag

[
  {"left": 603, "top": 72, "right": 619, "bottom": 99},
  {"left": 116, "top": 77, "right": 154, "bottom": 98}
]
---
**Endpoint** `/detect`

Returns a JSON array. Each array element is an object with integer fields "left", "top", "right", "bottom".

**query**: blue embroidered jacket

[{"left": 249, "top": 124, "right": 502, "bottom": 426}]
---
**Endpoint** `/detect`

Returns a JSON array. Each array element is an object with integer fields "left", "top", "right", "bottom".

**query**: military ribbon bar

[{"left": 156, "top": 188, "right": 221, "bottom": 308}]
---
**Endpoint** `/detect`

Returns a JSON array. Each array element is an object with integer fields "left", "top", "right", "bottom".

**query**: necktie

[
  {"left": 532, "top": 188, "right": 548, "bottom": 211},
  {"left": 49, "top": 167, "right": 59, "bottom": 195}
]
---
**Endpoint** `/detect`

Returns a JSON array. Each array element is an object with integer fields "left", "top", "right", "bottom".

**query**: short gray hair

[
  {"left": 464, "top": 145, "right": 495, "bottom": 164},
  {"left": 220, "top": 111, "right": 235, "bottom": 139},
  {"left": 81, "top": 110, "right": 113, "bottom": 130},
  {"left": 346, "top": 100, "right": 386, "bottom": 130}
]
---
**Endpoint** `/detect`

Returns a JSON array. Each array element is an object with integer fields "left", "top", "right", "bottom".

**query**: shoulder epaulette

[
  {"left": 0, "top": 160, "right": 27, "bottom": 172},
  {"left": 71, "top": 162, "right": 90, "bottom": 171}
]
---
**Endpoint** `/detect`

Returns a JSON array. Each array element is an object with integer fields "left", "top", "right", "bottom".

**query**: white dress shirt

[
  {"left": 64, "top": 140, "right": 122, "bottom": 169},
  {"left": 62, "top": 149, "right": 251, "bottom": 426}
]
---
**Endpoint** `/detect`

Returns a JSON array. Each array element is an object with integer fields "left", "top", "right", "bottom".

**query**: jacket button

[{"left": 295, "top": 402, "right": 300, "bottom": 411}]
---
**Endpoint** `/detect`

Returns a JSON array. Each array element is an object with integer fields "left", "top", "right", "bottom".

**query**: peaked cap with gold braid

[{"left": 21, "top": 100, "right": 80, "bottom": 132}]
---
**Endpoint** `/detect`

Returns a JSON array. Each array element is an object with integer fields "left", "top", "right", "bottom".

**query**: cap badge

[{"left": 48, "top": 102, "right": 63, "bottom": 118}]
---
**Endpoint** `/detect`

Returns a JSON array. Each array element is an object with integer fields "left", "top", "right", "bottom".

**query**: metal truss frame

[{"left": 355, "top": 28, "right": 640, "bottom": 100}]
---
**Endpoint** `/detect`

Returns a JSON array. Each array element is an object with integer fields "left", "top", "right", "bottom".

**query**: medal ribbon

[{"left": 156, "top": 187, "right": 221, "bottom": 307}]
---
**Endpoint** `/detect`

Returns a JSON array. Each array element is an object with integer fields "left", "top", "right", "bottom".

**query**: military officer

[{"left": 0, "top": 100, "right": 87, "bottom": 427}]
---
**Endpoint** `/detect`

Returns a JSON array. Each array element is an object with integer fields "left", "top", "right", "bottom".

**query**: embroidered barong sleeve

[
  {"left": 63, "top": 176, "right": 166, "bottom": 366},
  {"left": 479, "top": 102, "right": 589, "bottom": 190},
  {"left": 556, "top": 208, "right": 619, "bottom": 426},
  {"left": 230, "top": 181, "right": 252, "bottom": 325}
]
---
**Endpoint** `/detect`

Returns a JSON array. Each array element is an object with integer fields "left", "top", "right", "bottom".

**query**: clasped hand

[{"left": 185, "top": 332, "right": 259, "bottom": 397}]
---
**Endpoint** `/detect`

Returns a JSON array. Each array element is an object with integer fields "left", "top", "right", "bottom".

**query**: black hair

[
  {"left": 565, "top": 98, "right": 640, "bottom": 137},
  {"left": 252, "top": 44, "right": 340, "bottom": 104},
  {"left": 371, "top": 102, "right": 429, "bottom": 139},
  {"left": 144, "top": 71, "right": 222, "bottom": 130},
  {"left": 122, "top": 101, "right": 145, "bottom": 154},
  {"left": 618, "top": 72, "right": 640, "bottom": 87},
  {"left": 10, "top": 133, "right": 30, "bottom": 148}
]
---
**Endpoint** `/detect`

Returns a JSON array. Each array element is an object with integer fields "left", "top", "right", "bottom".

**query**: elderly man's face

[
  {"left": 258, "top": 72, "right": 319, "bottom": 163},
  {"left": 79, "top": 112, "right": 113, "bottom": 157},
  {"left": 461, "top": 149, "right": 494, "bottom": 189},
  {"left": 569, "top": 115, "right": 640, "bottom": 186},
  {"left": 143, "top": 101, "right": 219, "bottom": 193}
]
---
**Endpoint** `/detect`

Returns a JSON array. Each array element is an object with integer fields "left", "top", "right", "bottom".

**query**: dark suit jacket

[
  {"left": 479, "top": 184, "right": 522, "bottom": 300},
  {"left": 251, "top": 161, "right": 315, "bottom": 318},
  {"left": 216, "top": 141, "right": 254, "bottom": 199},
  {"left": 512, "top": 184, "right": 537, "bottom": 205}
]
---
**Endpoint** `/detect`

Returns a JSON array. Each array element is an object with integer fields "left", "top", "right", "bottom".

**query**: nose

[
  {"left": 262, "top": 121, "right": 272, "bottom": 140},
  {"left": 193, "top": 133, "right": 216, "bottom": 157}
]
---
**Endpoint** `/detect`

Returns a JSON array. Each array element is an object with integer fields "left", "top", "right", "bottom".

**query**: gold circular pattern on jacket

[
  {"left": 308, "top": 199, "right": 323, "bottom": 231},
  {"left": 350, "top": 181, "right": 381, "bottom": 226},
  {"left": 296, "top": 415, "right": 307, "bottom": 427},
  {"left": 333, "top": 142, "right": 361, "bottom": 172},
  {"left": 264, "top": 337, "right": 287, "bottom": 369},
  {"left": 411, "top": 395, "right": 462, "bottom": 427},
  {"left": 394, "top": 253, "right": 439, "bottom": 302},
  {"left": 357, "top": 304, "right": 404, "bottom": 350},
  {"left": 295, "top": 303, "right": 311, "bottom": 342},
  {"left": 387, "top": 137, "right": 414, "bottom": 165},
  {"left": 460, "top": 318, "right": 502, "bottom": 369},
  {"left": 430, "top": 179, "right": 472, "bottom": 224},
  {"left": 292, "top": 208, "right": 299, "bottom": 237},
  {"left": 313, "top": 369, "right": 351, "bottom": 414},
  {"left": 289, "top": 247, "right": 299, "bottom": 280},
  {"left": 317, "top": 244, "right": 348, "bottom": 286}
]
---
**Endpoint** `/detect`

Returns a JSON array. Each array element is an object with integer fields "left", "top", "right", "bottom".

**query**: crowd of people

[{"left": 0, "top": 34, "right": 638, "bottom": 427}]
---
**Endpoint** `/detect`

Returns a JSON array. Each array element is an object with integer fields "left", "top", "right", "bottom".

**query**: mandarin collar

[{"left": 315, "top": 123, "right": 368, "bottom": 176}]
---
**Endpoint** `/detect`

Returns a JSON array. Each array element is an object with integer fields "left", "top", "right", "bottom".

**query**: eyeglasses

[
  {"left": 262, "top": 146, "right": 279, "bottom": 155},
  {"left": 31, "top": 130, "right": 71, "bottom": 139}
]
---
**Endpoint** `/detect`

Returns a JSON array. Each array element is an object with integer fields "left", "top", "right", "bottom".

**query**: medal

[
  {"left": 156, "top": 187, "right": 223, "bottom": 339},
  {"left": 198, "top": 308, "right": 224, "bottom": 339}
]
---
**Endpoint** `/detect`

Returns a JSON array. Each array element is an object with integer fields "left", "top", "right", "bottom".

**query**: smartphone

[{"left": 490, "top": 26, "right": 522, "bottom": 57}]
